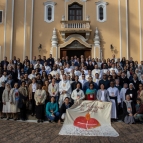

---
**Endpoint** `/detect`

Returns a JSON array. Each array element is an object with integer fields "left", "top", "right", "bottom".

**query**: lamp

[
  {"left": 38, "top": 44, "right": 42, "bottom": 51},
  {"left": 110, "top": 44, "right": 114, "bottom": 51}
]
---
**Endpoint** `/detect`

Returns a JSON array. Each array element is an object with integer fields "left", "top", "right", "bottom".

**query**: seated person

[
  {"left": 46, "top": 96, "right": 59, "bottom": 122},
  {"left": 122, "top": 95, "right": 135, "bottom": 124},
  {"left": 134, "top": 98, "right": 143, "bottom": 124},
  {"left": 85, "top": 83, "right": 97, "bottom": 100},
  {"left": 71, "top": 83, "right": 85, "bottom": 103},
  {"left": 59, "top": 97, "right": 72, "bottom": 123}
]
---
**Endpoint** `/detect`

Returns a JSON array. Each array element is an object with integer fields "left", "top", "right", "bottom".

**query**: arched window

[
  {"left": 68, "top": 3, "right": 83, "bottom": 20},
  {"left": 96, "top": 1, "right": 108, "bottom": 22},
  {"left": 47, "top": 6, "right": 52, "bottom": 20},
  {"left": 44, "top": 1, "right": 56, "bottom": 23},
  {"left": 0, "top": 11, "right": 2, "bottom": 23},
  {"left": 99, "top": 7, "right": 103, "bottom": 20}
]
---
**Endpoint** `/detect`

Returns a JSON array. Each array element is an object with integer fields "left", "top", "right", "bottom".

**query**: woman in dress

[
  {"left": 71, "top": 83, "right": 85, "bottom": 103},
  {"left": 0, "top": 82, "right": 5, "bottom": 118},
  {"left": 34, "top": 84, "right": 47, "bottom": 123},
  {"left": 96, "top": 84, "right": 111, "bottom": 102},
  {"left": 122, "top": 95, "right": 135, "bottom": 124},
  {"left": 10, "top": 83, "right": 20, "bottom": 120},
  {"left": 85, "top": 83, "right": 97, "bottom": 100},
  {"left": 2, "top": 83, "right": 11, "bottom": 120},
  {"left": 46, "top": 96, "right": 59, "bottom": 122},
  {"left": 18, "top": 81, "right": 28, "bottom": 121}
]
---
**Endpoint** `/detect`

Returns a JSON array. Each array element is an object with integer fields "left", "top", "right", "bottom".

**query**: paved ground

[{"left": 0, "top": 120, "right": 143, "bottom": 143}]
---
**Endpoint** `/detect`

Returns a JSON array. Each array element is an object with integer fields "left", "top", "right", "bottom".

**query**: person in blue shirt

[
  {"left": 83, "top": 76, "right": 98, "bottom": 93},
  {"left": 46, "top": 96, "right": 59, "bottom": 122}
]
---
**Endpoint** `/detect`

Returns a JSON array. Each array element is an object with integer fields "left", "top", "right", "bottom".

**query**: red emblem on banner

[{"left": 74, "top": 113, "right": 101, "bottom": 129}]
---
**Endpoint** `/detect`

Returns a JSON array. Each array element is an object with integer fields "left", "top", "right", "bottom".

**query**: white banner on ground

[{"left": 59, "top": 100, "right": 119, "bottom": 137}]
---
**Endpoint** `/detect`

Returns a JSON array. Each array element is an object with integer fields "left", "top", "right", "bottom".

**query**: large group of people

[{"left": 0, "top": 54, "right": 143, "bottom": 124}]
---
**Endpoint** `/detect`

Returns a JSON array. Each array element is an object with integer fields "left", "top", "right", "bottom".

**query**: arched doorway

[{"left": 60, "top": 40, "right": 91, "bottom": 58}]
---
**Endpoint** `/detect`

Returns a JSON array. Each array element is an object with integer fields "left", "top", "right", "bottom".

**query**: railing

[{"left": 61, "top": 20, "right": 90, "bottom": 29}]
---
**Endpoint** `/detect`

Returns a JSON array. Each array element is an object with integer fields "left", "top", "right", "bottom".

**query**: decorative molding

[
  {"left": 125, "top": 0, "right": 129, "bottom": 59},
  {"left": 44, "top": 2, "right": 56, "bottom": 23},
  {"left": 23, "top": 0, "right": 27, "bottom": 60},
  {"left": 94, "top": 27, "right": 100, "bottom": 46},
  {"left": 138, "top": 0, "right": 142, "bottom": 61},
  {"left": 95, "top": 1, "right": 108, "bottom": 23},
  {"left": 51, "top": 28, "right": 58, "bottom": 59},
  {"left": 65, "top": 34, "right": 87, "bottom": 42},
  {"left": 95, "top": 1, "right": 109, "bottom": 5},
  {"left": 59, "top": 36, "right": 92, "bottom": 48},
  {"left": 51, "top": 28, "right": 58, "bottom": 47},
  {"left": 93, "top": 27, "right": 102, "bottom": 59},
  {"left": 30, "top": 0, "right": 34, "bottom": 60},
  {"left": 4, "top": 0, "right": 7, "bottom": 59},
  {"left": 10, "top": 0, "right": 14, "bottom": 60},
  {"left": 118, "top": 0, "right": 122, "bottom": 59},
  {"left": 80, "top": 0, "right": 87, "bottom": 2},
  {"left": 43, "top": 1, "right": 56, "bottom": 6}
]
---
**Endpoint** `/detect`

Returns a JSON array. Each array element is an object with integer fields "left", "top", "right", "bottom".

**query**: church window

[
  {"left": 0, "top": 11, "right": 3, "bottom": 23},
  {"left": 44, "top": 2, "right": 56, "bottom": 23},
  {"left": 96, "top": 1, "right": 108, "bottom": 22},
  {"left": 68, "top": 3, "right": 83, "bottom": 20}
]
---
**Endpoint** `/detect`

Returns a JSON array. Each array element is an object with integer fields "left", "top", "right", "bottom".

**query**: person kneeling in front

[
  {"left": 46, "top": 96, "right": 60, "bottom": 123},
  {"left": 134, "top": 98, "right": 143, "bottom": 124},
  {"left": 59, "top": 97, "right": 72, "bottom": 123}
]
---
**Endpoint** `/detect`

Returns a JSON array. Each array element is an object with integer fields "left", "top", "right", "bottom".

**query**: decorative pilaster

[
  {"left": 51, "top": 28, "right": 58, "bottom": 59},
  {"left": 93, "top": 27, "right": 102, "bottom": 59}
]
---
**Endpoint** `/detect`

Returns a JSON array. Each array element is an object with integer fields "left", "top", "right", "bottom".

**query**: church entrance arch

[{"left": 59, "top": 34, "right": 92, "bottom": 58}]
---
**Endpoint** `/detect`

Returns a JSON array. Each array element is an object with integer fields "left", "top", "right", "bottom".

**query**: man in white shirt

[
  {"left": 93, "top": 73, "right": 100, "bottom": 86},
  {"left": 44, "top": 62, "right": 51, "bottom": 74},
  {"left": 0, "top": 71, "right": 8, "bottom": 87},
  {"left": 92, "top": 64, "right": 102, "bottom": 79},
  {"left": 109, "top": 63, "right": 118, "bottom": 74},
  {"left": 79, "top": 74, "right": 87, "bottom": 87},
  {"left": 28, "top": 70, "right": 36, "bottom": 80},
  {"left": 85, "top": 70, "right": 93, "bottom": 81},
  {"left": 59, "top": 74, "right": 71, "bottom": 108},
  {"left": 64, "top": 64, "right": 72, "bottom": 74},
  {"left": 50, "top": 66, "right": 59, "bottom": 77},
  {"left": 102, "top": 64, "right": 109, "bottom": 75},
  {"left": 34, "top": 60, "right": 42, "bottom": 69},
  {"left": 83, "top": 66, "right": 88, "bottom": 76},
  {"left": 55, "top": 58, "right": 62, "bottom": 67},
  {"left": 74, "top": 66, "right": 81, "bottom": 76},
  {"left": 107, "top": 81, "right": 121, "bottom": 119}
]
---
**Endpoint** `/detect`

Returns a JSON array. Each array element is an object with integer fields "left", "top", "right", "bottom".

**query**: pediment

[{"left": 59, "top": 34, "right": 92, "bottom": 48}]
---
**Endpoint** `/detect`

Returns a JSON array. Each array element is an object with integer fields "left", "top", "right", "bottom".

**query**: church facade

[{"left": 0, "top": 0, "right": 143, "bottom": 61}]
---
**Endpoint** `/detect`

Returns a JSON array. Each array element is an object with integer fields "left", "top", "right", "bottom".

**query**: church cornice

[{"left": 43, "top": 1, "right": 57, "bottom": 6}]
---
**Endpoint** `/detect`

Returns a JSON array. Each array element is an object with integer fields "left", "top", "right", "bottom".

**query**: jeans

[
  {"left": 47, "top": 112, "right": 60, "bottom": 121},
  {"left": 135, "top": 114, "right": 143, "bottom": 121}
]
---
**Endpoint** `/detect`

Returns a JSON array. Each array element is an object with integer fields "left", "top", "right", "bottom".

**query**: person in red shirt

[{"left": 85, "top": 83, "right": 97, "bottom": 100}]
